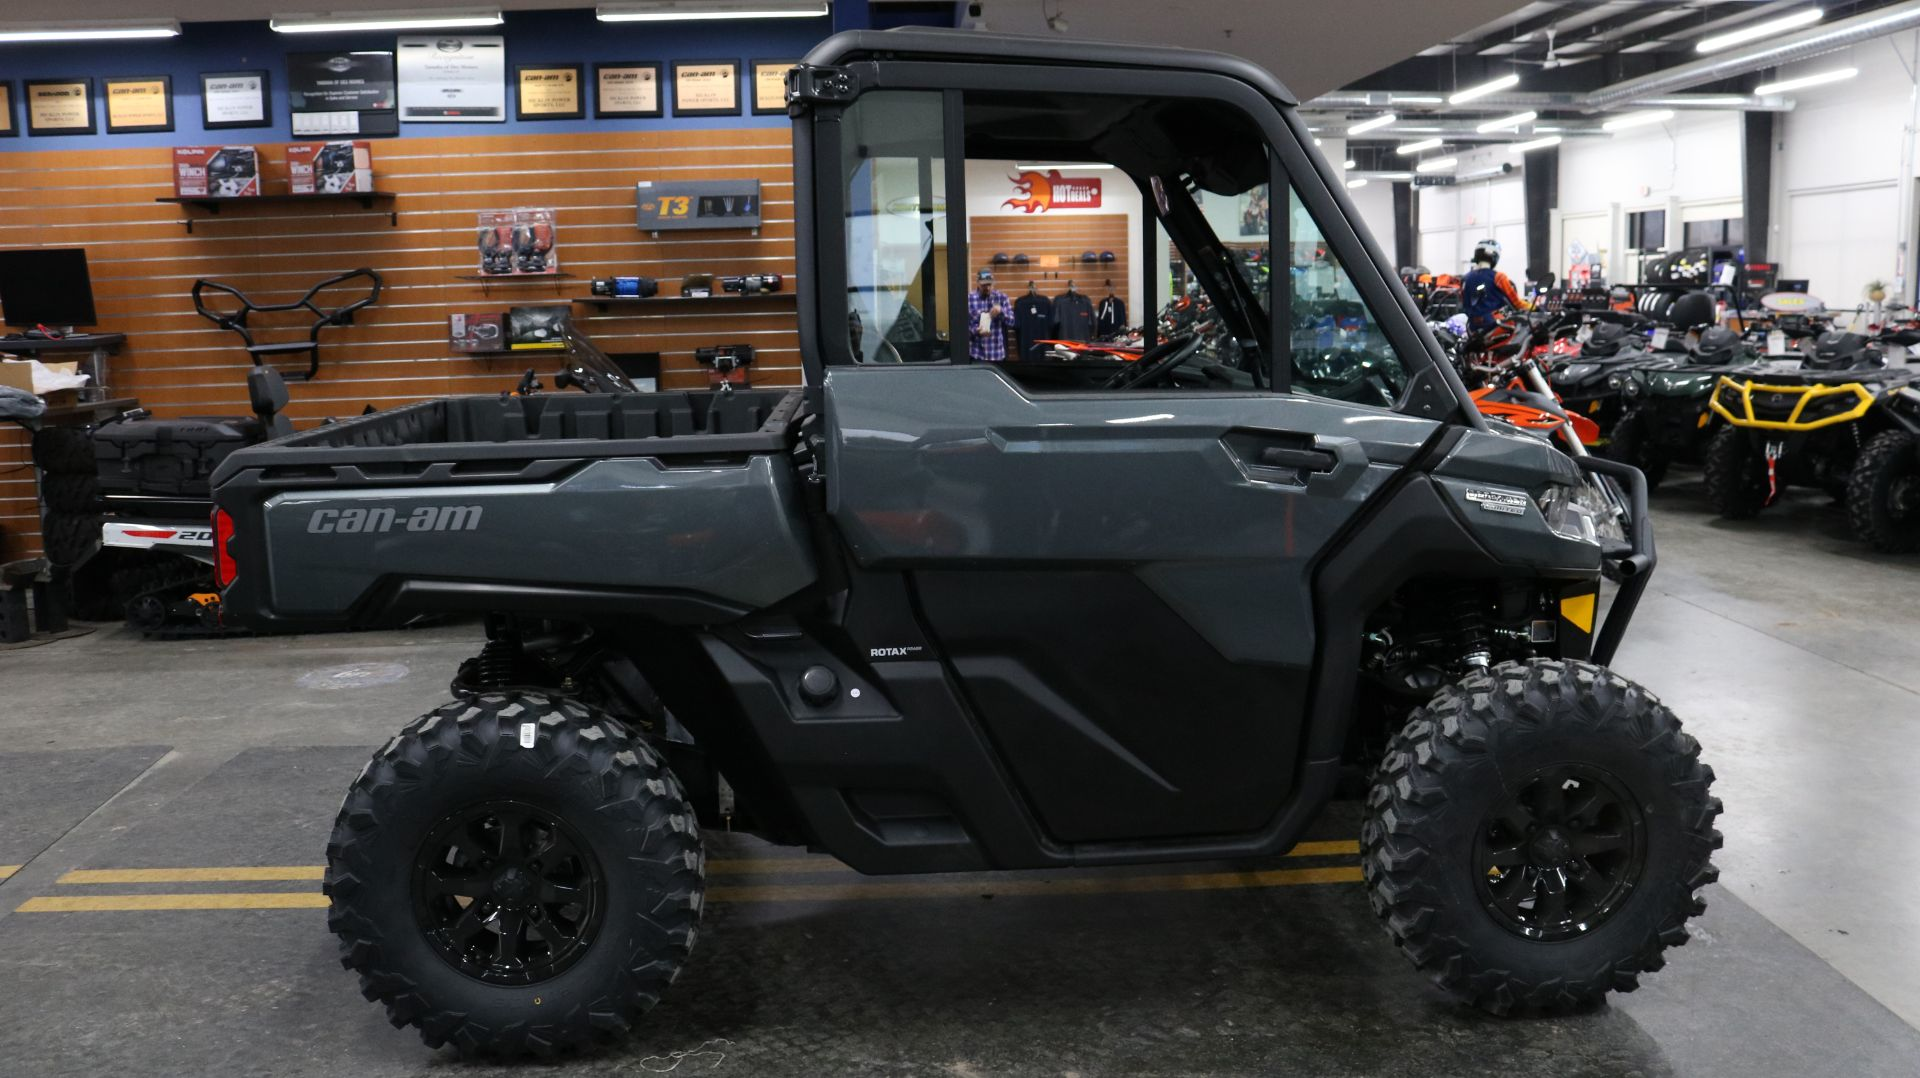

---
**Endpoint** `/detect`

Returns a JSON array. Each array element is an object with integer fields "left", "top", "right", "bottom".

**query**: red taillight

[{"left": 212, "top": 508, "right": 237, "bottom": 588}]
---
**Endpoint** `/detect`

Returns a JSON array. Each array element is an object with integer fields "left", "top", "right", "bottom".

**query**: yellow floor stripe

[
  {"left": 19, "top": 893, "right": 330, "bottom": 912},
  {"left": 18, "top": 865, "right": 1362, "bottom": 913},
  {"left": 51, "top": 842, "right": 1360, "bottom": 886},
  {"left": 59, "top": 866, "right": 326, "bottom": 885},
  {"left": 0, "top": 865, "right": 20, "bottom": 881}
]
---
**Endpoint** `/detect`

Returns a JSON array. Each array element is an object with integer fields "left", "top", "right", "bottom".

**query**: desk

[{"left": 0, "top": 334, "right": 127, "bottom": 403}]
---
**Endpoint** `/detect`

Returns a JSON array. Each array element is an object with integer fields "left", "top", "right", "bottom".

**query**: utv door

[{"left": 802, "top": 58, "right": 1456, "bottom": 845}]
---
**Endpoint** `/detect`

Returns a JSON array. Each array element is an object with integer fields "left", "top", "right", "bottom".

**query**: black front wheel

[
  {"left": 1604, "top": 407, "right": 1669, "bottom": 489},
  {"left": 1846, "top": 430, "right": 1920, "bottom": 553},
  {"left": 326, "top": 692, "right": 704, "bottom": 1056},
  {"left": 1703, "top": 426, "right": 1771, "bottom": 519},
  {"left": 1363, "top": 660, "right": 1722, "bottom": 1015}
]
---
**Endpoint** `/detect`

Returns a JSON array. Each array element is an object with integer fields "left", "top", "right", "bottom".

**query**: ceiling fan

[{"left": 1511, "top": 29, "right": 1599, "bottom": 70}]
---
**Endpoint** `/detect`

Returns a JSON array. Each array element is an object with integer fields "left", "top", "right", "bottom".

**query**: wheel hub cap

[
  {"left": 1473, "top": 764, "right": 1648, "bottom": 942},
  {"left": 411, "top": 800, "right": 605, "bottom": 986}
]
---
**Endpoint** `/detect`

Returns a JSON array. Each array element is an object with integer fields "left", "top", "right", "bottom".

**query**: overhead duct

[
  {"left": 1314, "top": 0, "right": 1920, "bottom": 117},
  {"left": 1307, "top": 90, "right": 1792, "bottom": 113},
  {"left": 1584, "top": 0, "right": 1920, "bottom": 108}
]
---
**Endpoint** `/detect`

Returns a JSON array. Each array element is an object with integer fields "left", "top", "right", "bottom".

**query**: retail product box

[
  {"left": 448, "top": 311, "right": 506, "bottom": 353},
  {"left": 506, "top": 306, "right": 570, "bottom": 350},
  {"left": 475, "top": 208, "right": 559, "bottom": 276},
  {"left": 287, "top": 141, "right": 373, "bottom": 195},
  {"left": 173, "top": 146, "right": 261, "bottom": 198}
]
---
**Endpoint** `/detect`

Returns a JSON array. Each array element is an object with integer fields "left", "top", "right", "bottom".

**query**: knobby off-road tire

[
  {"left": 1604, "top": 407, "right": 1669, "bottom": 490},
  {"left": 40, "top": 511, "right": 101, "bottom": 567},
  {"left": 1845, "top": 430, "right": 1920, "bottom": 554},
  {"left": 1704, "top": 426, "right": 1769, "bottom": 519},
  {"left": 1362, "top": 660, "right": 1722, "bottom": 1015},
  {"left": 30, "top": 426, "right": 96, "bottom": 475},
  {"left": 325, "top": 692, "right": 705, "bottom": 1057},
  {"left": 38, "top": 472, "right": 99, "bottom": 514}
]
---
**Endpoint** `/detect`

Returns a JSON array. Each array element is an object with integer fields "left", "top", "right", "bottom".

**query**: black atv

[
  {"left": 1605, "top": 325, "right": 1766, "bottom": 487},
  {"left": 1704, "top": 330, "right": 1920, "bottom": 551}
]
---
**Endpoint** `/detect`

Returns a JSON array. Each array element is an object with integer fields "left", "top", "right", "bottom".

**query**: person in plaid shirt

[{"left": 967, "top": 269, "right": 1011, "bottom": 362}]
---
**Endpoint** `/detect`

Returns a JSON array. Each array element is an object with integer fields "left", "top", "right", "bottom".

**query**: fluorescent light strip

[
  {"left": 1415, "top": 156, "right": 1458, "bottom": 173},
  {"left": 0, "top": 22, "right": 179, "bottom": 41},
  {"left": 1014, "top": 163, "right": 1115, "bottom": 171},
  {"left": 1448, "top": 73, "right": 1520, "bottom": 106},
  {"left": 1395, "top": 138, "right": 1443, "bottom": 155},
  {"left": 1347, "top": 112, "right": 1397, "bottom": 136},
  {"left": 1342, "top": 158, "right": 1357, "bottom": 169},
  {"left": 1388, "top": 94, "right": 1442, "bottom": 104},
  {"left": 1346, "top": 177, "right": 1369, "bottom": 189},
  {"left": 272, "top": 11, "right": 502, "bottom": 32},
  {"left": 1506, "top": 135, "right": 1562, "bottom": 153},
  {"left": 1697, "top": 7, "right": 1823, "bottom": 54},
  {"left": 1755, "top": 66, "right": 1858, "bottom": 95},
  {"left": 1602, "top": 109, "right": 1675, "bottom": 132},
  {"left": 597, "top": 1, "right": 828, "bottom": 20},
  {"left": 1474, "top": 110, "right": 1536, "bottom": 133}
]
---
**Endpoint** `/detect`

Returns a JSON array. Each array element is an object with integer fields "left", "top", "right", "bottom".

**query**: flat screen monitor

[
  {"left": 0, "top": 248, "right": 98, "bottom": 329},
  {"left": 1777, "top": 278, "right": 1810, "bottom": 294}
]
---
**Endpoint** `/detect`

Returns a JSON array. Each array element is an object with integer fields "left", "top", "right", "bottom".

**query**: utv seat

[{"left": 249, "top": 366, "right": 295, "bottom": 440}]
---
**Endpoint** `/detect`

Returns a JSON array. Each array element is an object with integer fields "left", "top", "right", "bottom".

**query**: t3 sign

[{"left": 1003, "top": 169, "right": 1102, "bottom": 213}]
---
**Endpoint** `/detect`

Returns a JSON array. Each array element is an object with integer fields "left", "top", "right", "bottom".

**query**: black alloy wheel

[
  {"left": 1474, "top": 764, "right": 1646, "bottom": 942},
  {"left": 412, "top": 799, "right": 606, "bottom": 986}
]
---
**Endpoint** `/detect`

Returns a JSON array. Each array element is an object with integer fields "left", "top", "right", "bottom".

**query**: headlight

[
  {"left": 1622, "top": 379, "right": 1642, "bottom": 397},
  {"left": 1537, "top": 478, "right": 1627, "bottom": 547},
  {"left": 1607, "top": 374, "right": 1623, "bottom": 389}
]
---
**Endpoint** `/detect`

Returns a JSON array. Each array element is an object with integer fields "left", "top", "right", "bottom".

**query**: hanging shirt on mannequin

[
  {"left": 1013, "top": 287, "right": 1055, "bottom": 362},
  {"left": 1095, "top": 292, "right": 1127, "bottom": 339},
  {"left": 1054, "top": 287, "right": 1096, "bottom": 340}
]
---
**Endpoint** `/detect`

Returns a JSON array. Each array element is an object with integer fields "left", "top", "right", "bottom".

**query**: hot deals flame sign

[{"left": 1003, "top": 169, "right": 1102, "bottom": 213}]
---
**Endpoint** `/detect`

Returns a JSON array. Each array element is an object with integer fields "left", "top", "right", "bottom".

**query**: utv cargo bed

[{"left": 211, "top": 389, "right": 816, "bottom": 631}]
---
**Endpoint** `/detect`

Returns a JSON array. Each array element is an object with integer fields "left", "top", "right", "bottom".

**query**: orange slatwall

[
  {"left": 0, "top": 128, "right": 801, "bottom": 561},
  {"left": 968, "top": 213, "right": 1129, "bottom": 303}
]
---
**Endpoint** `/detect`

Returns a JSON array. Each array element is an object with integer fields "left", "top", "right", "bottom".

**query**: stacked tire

[{"left": 28, "top": 427, "right": 100, "bottom": 567}]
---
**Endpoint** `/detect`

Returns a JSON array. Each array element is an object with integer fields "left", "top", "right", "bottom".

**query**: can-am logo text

[
  {"left": 1003, "top": 169, "right": 1102, "bottom": 214},
  {"left": 307, "top": 505, "right": 484, "bottom": 534}
]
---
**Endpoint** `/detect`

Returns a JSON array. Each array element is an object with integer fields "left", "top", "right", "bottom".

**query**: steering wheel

[{"left": 1102, "top": 334, "right": 1206, "bottom": 390}]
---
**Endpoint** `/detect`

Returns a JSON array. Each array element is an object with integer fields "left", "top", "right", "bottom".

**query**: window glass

[
  {"left": 1627, "top": 209, "right": 1667, "bottom": 251},
  {"left": 1286, "top": 185, "right": 1407, "bottom": 408},
  {"left": 840, "top": 91, "right": 950, "bottom": 364}
]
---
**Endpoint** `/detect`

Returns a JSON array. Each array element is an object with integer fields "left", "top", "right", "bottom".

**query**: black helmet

[
  {"left": 1666, "top": 291, "right": 1715, "bottom": 331},
  {"left": 991, "top": 252, "right": 1010, "bottom": 265}
]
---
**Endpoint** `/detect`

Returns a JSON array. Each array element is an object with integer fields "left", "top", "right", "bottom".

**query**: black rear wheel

[
  {"left": 1363, "top": 660, "right": 1721, "bottom": 1015},
  {"left": 326, "top": 692, "right": 704, "bottom": 1056},
  {"left": 1846, "top": 430, "right": 1920, "bottom": 553},
  {"left": 1703, "top": 426, "right": 1770, "bottom": 518}
]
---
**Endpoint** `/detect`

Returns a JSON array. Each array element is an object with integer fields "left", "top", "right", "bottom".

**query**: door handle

[{"left": 1258, "top": 445, "right": 1338, "bottom": 472}]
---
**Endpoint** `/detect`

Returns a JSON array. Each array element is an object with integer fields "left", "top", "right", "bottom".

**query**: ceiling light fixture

[
  {"left": 1754, "top": 66, "right": 1858, "bottom": 95},
  {"left": 272, "top": 8, "right": 502, "bottom": 32},
  {"left": 1343, "top": 158, "right": 1357, "bottom": 169},
  {"left": 1346, "top": 177, "right": 1368, "bottom": 189},
  {"left": 1475, "top": 110, "right": 1536, "bottom": 133},
  {"left": 1602, "top": 109, "right": 1676, "bottom": 132},
  {"left": 1395, "top": 138, "right": 1443, "bottom": 155},
  {"left": 0, "top": 19, "right": 180, "bottom": 41},
  {"left": 1696, "top": 7, "right": 1823, "bottom": 53},
  {"left": 1013, "top": 162, "right": 1115, "bottom": 171},
  {"left": 1506, "top": 135, "right": 1563, "bottom": 153},
  {"left": 1388, "top": 94, "right": 1443, "bottom": 104},
  {"left": 1347, "top": 112, "right": 1397, "bottom": 135},
  {"left": 1415, "top": 156, "right": 1459, "bottom": 173},
  {"left": 1448, "top": 72, "right": 1520, "bottom": 105},
  {"left": 596, "top": 0, "right": 828, "bottom": 21}
]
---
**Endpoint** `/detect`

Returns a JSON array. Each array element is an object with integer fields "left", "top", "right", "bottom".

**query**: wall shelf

[
  {"left": 157, "top": 191, "right": 397, "bottom": 233},
  {"left": 456, "top": 272, "right": 575, "bottom": 296},
  {"left": 571, "top": 292, "right": 796, "bottom": 309}
]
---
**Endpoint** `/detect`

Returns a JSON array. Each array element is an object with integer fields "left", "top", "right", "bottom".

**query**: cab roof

[{"left": 802, "top": 27, "right": 1298, "bottom": 107}]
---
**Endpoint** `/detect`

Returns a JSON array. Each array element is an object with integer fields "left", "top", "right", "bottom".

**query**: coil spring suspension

[
  {"left": 474, "top": 618, "right": 524, "bottom": 689},
  {"left": 1448, "top": 585, "right": 1492, "bottom": 670}
]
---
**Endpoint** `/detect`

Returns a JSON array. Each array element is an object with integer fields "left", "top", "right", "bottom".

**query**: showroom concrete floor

[{"left": 2, "top": 470, "right": 1918, "bottom": 1077}]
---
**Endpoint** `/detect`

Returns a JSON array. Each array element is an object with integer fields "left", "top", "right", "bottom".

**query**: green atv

[{"left": 1604, "top": 325, "right": 1766, "bottom": 488}]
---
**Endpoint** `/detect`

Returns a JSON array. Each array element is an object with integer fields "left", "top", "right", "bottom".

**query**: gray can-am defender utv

[{"left": 213, "top": 28, "right": 1720, "bottom": 1057}]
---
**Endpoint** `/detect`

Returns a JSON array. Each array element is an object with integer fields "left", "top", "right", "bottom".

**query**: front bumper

[{"left": 1575, "top": 455, "right": 1654, "bottom": 667}]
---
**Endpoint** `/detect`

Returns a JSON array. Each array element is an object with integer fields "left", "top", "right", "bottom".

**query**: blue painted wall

[{"left": 0, "top": 2, "right": 951, "bottom": 150}]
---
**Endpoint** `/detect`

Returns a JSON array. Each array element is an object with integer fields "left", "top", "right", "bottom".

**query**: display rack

[
  {"left": 570, "top": 292, "right": 796, "bottom": 309},
  {"left": 456, "top": 272, "right": 576, "bottom": 296},
  {"left": 157, "top": 192, "right": 398, "bottom": 233}
]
